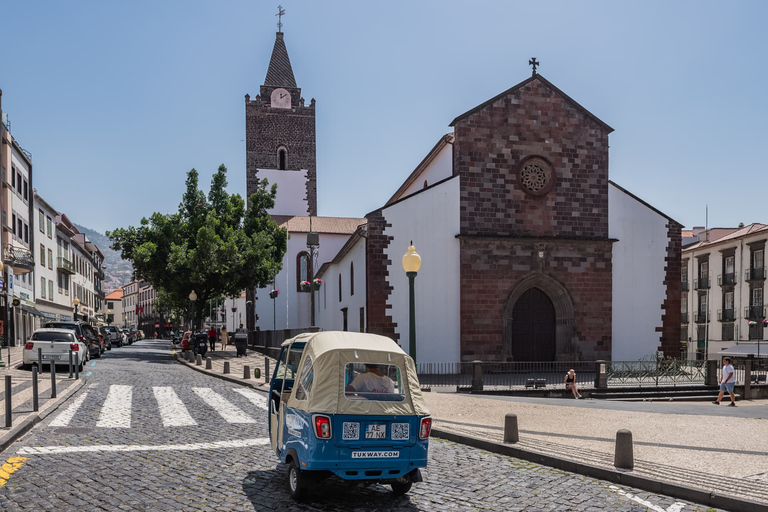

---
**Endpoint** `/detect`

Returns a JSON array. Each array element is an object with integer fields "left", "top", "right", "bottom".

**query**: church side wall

[
  {"left": 315, "top": 240, "right": 367, "bottom": 332},
  {"left": 609, "top": 185, "right": 676, "bottom": 360},
  {"left": 398, "top": 143, "right": 453, "bottom": 198},
  {"left": 381, "top": 178, "right": 461, "bottom": 364}
]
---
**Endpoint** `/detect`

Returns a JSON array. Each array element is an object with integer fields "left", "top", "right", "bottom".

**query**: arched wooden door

[{"left": 506, "top": 287, "right": 556, "bottom": 361}]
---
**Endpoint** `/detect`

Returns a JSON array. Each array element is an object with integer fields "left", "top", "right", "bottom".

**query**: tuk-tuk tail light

[
  {"left": 419, "top": 417, "right": 432, "bottom": 439},
  {"left": 313, "top": 414, "right": 332, "bottom": 439}
]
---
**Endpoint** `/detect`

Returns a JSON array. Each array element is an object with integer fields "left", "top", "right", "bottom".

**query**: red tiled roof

[{"left": 105, "top": 289, "right": 123, "bottom": 300}]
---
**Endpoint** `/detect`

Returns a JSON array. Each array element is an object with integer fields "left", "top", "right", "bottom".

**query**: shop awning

[{"left": 21, "top": 304, "right": 44, "bottom": 317}]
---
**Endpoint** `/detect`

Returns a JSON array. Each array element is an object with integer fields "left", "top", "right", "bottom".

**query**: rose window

[{"left": 517, "top": 157, "right": 555, "bottom": 196}]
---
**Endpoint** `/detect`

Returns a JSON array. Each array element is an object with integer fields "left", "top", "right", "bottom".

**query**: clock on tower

[{"left": 271, "top": 88, "right": 291, "bottom": 109}]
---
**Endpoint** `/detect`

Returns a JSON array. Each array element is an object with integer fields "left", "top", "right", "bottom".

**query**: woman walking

[{"left": 220, "top": 325, "right": 229, "bottom": 351}]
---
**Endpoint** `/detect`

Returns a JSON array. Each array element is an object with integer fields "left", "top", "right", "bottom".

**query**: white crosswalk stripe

[
  {"left": 153, "top": 386, "right": 197, "bottom": 427},
  {"left": 48, "top": 385, "right": 265, "bottom": 428},
  {"left": 192, "top": 387, "right": 257, "bottom": 424},
  {"left": 49, "top": 392, "right": 89, "bottom": 427},
  {"left": 232, "top": 388, "right": 268, "bottom": 410},
  {"left": 97, "top": 385, "right": 133, "bottom": 428}
]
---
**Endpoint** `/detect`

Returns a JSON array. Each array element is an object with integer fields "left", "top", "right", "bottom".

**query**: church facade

[{"left": 246, "top": 30, "right": 681, "bottom": 363}]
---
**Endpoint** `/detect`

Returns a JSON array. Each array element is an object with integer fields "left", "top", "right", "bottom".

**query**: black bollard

[
  {"left": 51, "top": 361, "right": 57, "bottom": 398},
  {"left": 243, "top": 365, "right": 251, "bottom": 379},
  {"left": 74, "top": 352, "right": 79, "bottom": 380},
  {"left": 38, "top": 348, "right": 43, "bottom": 373},
  {"left": 32, "top": 366, "right": 39, "bottom": 412},
  {"left": 5, "top": 376, "right": 12, "bottom": 427},
  {"left": 223, "top": 361, "right": 230, "bottom": 374},
  {"left": 265, "top": 358, "right": 270, "bottom": 384},
  {"left": 69, "top": 350, "right": 74, "bottom": 378}
]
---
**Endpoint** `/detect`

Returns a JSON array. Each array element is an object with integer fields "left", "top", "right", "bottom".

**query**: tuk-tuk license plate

[
  {"left": 351, "top": 451, "right": 399, "bottom": 459},
  {"left": 365, "top": 424, "right": 386, "bottom": 439}
]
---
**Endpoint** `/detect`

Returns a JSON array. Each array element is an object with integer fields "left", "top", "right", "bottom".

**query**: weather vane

[
  {"left": 529, "top": 57, "right": 539, "bottom": 76},
  {"left": 276, "top": 5, "right": 285, "bottom": 32}
]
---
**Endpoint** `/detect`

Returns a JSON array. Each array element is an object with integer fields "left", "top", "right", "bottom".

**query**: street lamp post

[
  {"left": 189, "top": 290, "right": 197, "bottom": 331},
  {"left": 401, "top": 241, "right": 422, "bottom": 365},
  {"left": 231, "top": 305, "right": 237, "bottom": 333},
  {"left": 73, "top": 297, "right": 80, "bottom": 321}
]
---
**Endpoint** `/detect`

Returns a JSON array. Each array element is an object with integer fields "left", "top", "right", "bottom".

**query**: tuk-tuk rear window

[{"left": 344, "top": 363, "right": 405, "bottom": 402}]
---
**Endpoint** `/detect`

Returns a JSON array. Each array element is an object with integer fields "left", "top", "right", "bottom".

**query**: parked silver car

[{"left": 23, "top": 328, "right": 87, "bottom": 371}]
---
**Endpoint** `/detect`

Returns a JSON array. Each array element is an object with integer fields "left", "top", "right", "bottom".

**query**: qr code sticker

[
  {"left": 342, "top": 422, "right": 359, "bottom": 440},
  {"left": 391, "top": 423, "right": 409, "bottom": 441}
]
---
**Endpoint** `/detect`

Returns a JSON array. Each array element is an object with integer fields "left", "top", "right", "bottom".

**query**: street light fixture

[
  {"left": 189, "top": 290, "right": 197, "bottom": 331},
  {"left": 401, "top": 241, "right": 421, "bottom": 364},
  {"left": 73, "top": 297, "right": 80, "bottom": 321}
]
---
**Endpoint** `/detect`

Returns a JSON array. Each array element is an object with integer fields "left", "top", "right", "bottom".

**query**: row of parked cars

[{"left": 21, "top": 321, "right": 142, "bottom": 371}]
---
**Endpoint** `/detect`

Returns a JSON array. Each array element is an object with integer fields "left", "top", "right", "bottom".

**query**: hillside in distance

[{"left": 74, "top": 224, "right": 134, "bottom": 293}]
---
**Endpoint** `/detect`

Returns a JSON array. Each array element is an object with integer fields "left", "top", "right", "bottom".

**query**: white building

[
  {"left": 682, "top": 223, "right": 768, "bottom": 360},
  {"left": 122, "top": 280, "right": 139, "bottom": 328}
]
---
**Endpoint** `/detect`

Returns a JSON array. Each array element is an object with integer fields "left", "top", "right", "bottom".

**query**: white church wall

[
  {"left": 398, "top": 143, "right": 453, "bottom": 198},
  {"left": 609, "top": 184, "right": 670, "bottom": 361},
  {"left": 254, "top": 231, "right": 353, "bottom": 331},
  {"left": 383, "top": 177, "right": 460, "bottom": 363},
  {"left": 257, "top": 168, "right": 308, "bottom": 216},
  {"left": 315, "top": 238, "right": 367, "bottom": 332}
]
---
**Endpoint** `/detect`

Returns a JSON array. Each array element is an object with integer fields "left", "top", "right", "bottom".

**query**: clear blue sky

[{"left": 2, "top": 0, "right": 766, "bottom": 234}]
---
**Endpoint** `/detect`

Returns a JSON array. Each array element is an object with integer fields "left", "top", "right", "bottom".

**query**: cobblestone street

[{"left": 0, "top": 341, "right": 725, "bottom": 511}]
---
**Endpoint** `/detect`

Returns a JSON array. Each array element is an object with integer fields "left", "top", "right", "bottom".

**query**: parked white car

[{"left": 23, "top": 328, "right": 87, "bottom": 371}]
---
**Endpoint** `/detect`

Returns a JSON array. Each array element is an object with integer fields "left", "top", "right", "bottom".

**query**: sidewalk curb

[
  {"left": 0, "top": 378, "right": 87, "bottom": 456},
  {"left": 430, "top": 428, "right": 767, "bottom": 512},
  {"left": 174, "top": 352, "right": 270, "bottom": 394}
]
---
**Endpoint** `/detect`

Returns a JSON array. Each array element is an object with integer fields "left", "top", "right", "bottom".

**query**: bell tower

[{"left": 245, "top": 29, "right": 317, "bottom": 216}]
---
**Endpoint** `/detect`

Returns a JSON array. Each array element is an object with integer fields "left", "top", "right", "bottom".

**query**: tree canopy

[{"left": 108, "top": 165, "right": 287, "bottom": 327}]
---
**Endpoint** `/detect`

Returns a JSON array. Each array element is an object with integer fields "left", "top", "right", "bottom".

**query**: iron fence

[{"left": 604, "top": 359, "right": 707, "bottom": 387}]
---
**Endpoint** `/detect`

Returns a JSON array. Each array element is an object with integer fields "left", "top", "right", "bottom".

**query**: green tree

[{"left": 108, "top": 165, "right": 286, "bottom": 328}]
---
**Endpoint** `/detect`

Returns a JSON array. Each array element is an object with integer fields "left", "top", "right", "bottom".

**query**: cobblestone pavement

[{"left": 0, "top": 340, "right": 726, "bottom": 511}]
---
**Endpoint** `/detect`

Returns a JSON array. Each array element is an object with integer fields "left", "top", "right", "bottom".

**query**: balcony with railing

[
  {"left": 718, "top": 309, "right": 735, "bottom": 322},
  {"left": 57, "top": 256, "right": 75, "bottom": 274},
  {"left": 694, "top": 277, "right": 710, "bottom": 290},
  {"left": 746, "top": 267, "right": 766, "bottom": 281},
  {"left": 718, "top": 273, "right": 736, "bottom": 286},
  {"left": 3, "top": 245, "right": 34, "bottom": 272},
  {"left": 694, "top": 310, "right": 710, "bottom": 323},
  {"left": 681, "top": 312, "right": 689, "bottom": 324},
  {"left": 745, "top": 305, "right": 767, "bottom": 320},
  {"left": 682, "top": 278, "right": 689, "bottom": 291}
]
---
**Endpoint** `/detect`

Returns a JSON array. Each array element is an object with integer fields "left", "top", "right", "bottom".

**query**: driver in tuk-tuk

[{"left": 345, "top": 364, "right": 395, "bottom": 394}]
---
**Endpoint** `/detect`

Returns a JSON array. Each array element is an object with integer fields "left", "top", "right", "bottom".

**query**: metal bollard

[
  {"left": 51, "top": 361, "right": 57, "bottom": 398},
  {"left": 503, "top": 413, "right": 519, "bottom": 443},
  {"left": 69, "top": 350, "right": 74, "bottom": 378},
  {"left": 38, "top": 348, "right": 43, "bottom": 373},
  {"left": 74, "top": 352, "right": 80, "bottom": 380},
  {"left": 243, "top": 365, "right": 251, "bottom": 379},
  {"left": 5, "top": 376, "right": 12, "bottom": 427},
  {"left": 205, "top": 357, "right": 212, "bottom": 370},
  {"left": 223, "top": 361, "right": 230, "bottom": 374},
  {"left": 32, "top": 366, "right": 39, "bottom": 412},
  {"left": 195, "top": 354, "right": 202, "bottom": 366},
  {"left": 264, "top": 358, "right": 270, "bottom": 384},
  {"left": 614, "top": 429, "right": 634, "bottom": 469}
]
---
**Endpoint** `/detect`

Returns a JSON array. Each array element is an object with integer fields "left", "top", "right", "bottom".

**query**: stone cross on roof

[
  {"left": 529, "top": 57, "right": 539, "bottom": 76},
  {"left": 276, "top": 5, "right": 285, "bottom": 33}
]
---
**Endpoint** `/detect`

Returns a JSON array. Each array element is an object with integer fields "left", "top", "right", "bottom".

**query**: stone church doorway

[{"left": 505, "top": 287, "right": 556, "bottom": 361}]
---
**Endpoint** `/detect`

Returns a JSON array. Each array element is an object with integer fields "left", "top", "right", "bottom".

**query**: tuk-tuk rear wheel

[
  {"left": 391, "top": 481, "right": 412, "bottom": 495},
  {"left": 288, "top": 460, "right": 307, "bottom": 500}
]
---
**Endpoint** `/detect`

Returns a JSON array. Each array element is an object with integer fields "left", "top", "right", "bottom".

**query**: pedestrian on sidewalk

[
  {"left": 234, "top": 324, "right": 248, "bottom": 357},
  {"left": 713, "top": 356, "right": 737, "bottom": 406},
  {"left": 207, "top": 325, "right": 217, "bottom": 352},
  {"left": 220, "top": 325, "right": 229, "bottom": 351},
  {"left": 564, "top": 369, "right": 582, "bottom": 399}
]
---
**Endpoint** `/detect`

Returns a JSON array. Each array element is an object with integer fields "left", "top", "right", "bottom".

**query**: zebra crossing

[{"left": 49, "top": 385, "right": 268, "bottom": 429}]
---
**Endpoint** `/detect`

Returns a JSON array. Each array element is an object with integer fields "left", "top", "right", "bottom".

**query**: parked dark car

[
  {"left": 98, "top": 326, "right": 113, "bottom": 350},
  {"left": 43, "top": 321, "right": 101, "bottom": 360}
]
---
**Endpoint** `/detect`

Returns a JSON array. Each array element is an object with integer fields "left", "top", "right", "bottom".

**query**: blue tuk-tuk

[{"left": 268, "top": 331, "right": 431, "bottom": 500}]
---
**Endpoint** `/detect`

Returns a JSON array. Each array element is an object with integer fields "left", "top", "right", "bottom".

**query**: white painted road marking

[
  {"left": 609, "top": 485, "right": 686, "bottom": 512},
  {"left": 49, "top": 392, "right": 89, "bottom": 427},
  {"left": 96, "top": 385, "right": 133, "bottom": 428},
  {"left": 192, "top": 387, "right": 256, "bottom": 424},
  {"left": 153, "top": 387, "right": 197, "bottom": 427},
  {"left": 16, "top": 437, "right": 270, "bottom": 455},
  {"left": 232, "top": 388, "right": 268, "bottom": 410}
]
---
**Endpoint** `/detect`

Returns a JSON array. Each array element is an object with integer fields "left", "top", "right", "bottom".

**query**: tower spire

[{"left": 264, "top": 31, "right": 297, "bottom": 88}]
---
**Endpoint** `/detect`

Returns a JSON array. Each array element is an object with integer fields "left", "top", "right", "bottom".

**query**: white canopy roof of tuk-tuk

[{"left": 284, "top": 331, "right": 429, "bottom": 416}]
